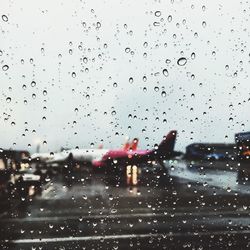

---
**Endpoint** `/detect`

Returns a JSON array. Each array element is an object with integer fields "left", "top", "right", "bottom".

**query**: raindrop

[
  {"left": 162, "top": 69, "right": 169, "bottom": 77},
  {"left": 43, "top": 90, "right": 47, "bottom": 96},
  {"left": 111, "top": 209, "right": 117, "bottom": 214},
  {"left": 113, "top": 82, "right": 118, "bottom": 88},
  {"left": 155, "top": 11, "right": 161, "bottom": 17},
  {"left": 191, "top": 52, "right": 196, "bottom": 59},
  {"left": 125, "top": 47, "right": 130, "bottom": 53},
  {"left": 202, "top": 21, "right": 207, "bottom": 27},
  {"left": 154, "top": 86, "right": 159, "bottom": 92},
  {"left": 22, "top": 84, "right": 27, "bottom": 90},
  {"left": 129, "top": 77, "right": 133, "bottom": 83},
  {"left": 96, "top": 22, "right": 101, "bottom": 28},
  {"left": 165, "top": 59, "right": 171, "bottom": 64},
  {"left": 2, "top": 65, "right": 9, "bottom": 71},
  {"left": 6, "top": 97, "right": 11, "bottom": 103},
  {"left": 177, "top": 57, "right": 187, "bottom": 66},
  {"left": 167, "top": 15, "right": 172, "bottom": 22},
  {"left": 153, "top": 22, "right": 160, "bottom": 26},
  {"left": 72, "top": 72, "right": 76, "bottom": 78},
  {"left": 2, "top": 15, "right": 8, "bottom": 22},
  {"left": 83, "top": 57, "right": 88, "bottom": 63},
  {"left": 31, "top": 81, "right": 36, "bottom": 87},
  {"left": 161, "top": 91, "right": 166, "bottom": 97}
]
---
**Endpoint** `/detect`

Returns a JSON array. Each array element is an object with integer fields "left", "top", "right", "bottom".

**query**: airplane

[
  {"left": 92, "top": 130, "right": 177, "bottom": 171},
  {"left": 30, "top": 130, "right": 177, "bottom": 173},
  {"left": 30, "top": 137, "right": 139, "bottom": 169}
]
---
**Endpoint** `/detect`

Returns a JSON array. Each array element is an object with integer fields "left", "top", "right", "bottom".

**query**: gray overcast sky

[{"left": 1, "top": 0, "right": 250, "bottom": 153}]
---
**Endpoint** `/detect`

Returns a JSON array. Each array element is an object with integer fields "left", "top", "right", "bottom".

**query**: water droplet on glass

[
  {"left": 153, "top": 22, "right": 160, "bottom": 26},
  {"left": 2, "top": 65, "right": 9, "bottom": 71},
  {"left": 154, "top": 86, "right": 159, "bottom": 92},
  {"left": 72, "top": 72, "right": 76, "bottom": 78},
  {"left": 155, "top": 11, "right": 161, "bottom": 17},
  {"left": 162, "top": 69, "right": 169, "bottom": 77},
  {"left": 177, "top": 57, "right": 187, "bottom": 66},
  {"left": 161, "top": 91, "right": 166, "bottom": 97},
  {"left": 125, "top": 47, "right": 130, "bottom": 53},
  {"left": 31, "top": 81, "right": 36, "bottom": 87},
  {"left": 165, "top": 59, "right": 171, "bottom": 64},
  {"left": 6, "top": 97, "right": 11, "bottom": 103},
  {"left": 2, "top": 15, "right": 8, "bottom": 22},
  {"left": 191, "top": 52, "right": 196, "bottom": 59},
  {"left": 96, "top": 22, "right": 101, "bottom": 28}
]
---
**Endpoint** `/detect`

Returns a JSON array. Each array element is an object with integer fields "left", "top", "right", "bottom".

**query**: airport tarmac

[{"left": 1, "top": 159, "right": 250, "bottom": 249}]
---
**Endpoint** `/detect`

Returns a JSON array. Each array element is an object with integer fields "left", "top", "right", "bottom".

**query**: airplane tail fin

[
  {"left": 157, "top": 130, "right": 177, "bottom": 155},
  {"left": 130, "top": 138, "right": 139, "bottom": 151},
  {"left": 123, "top": 138, "right": 130, "bottom": 151}
]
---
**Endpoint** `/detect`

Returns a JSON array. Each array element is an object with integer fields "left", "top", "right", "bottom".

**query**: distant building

[{"left": 185, "top": 143, "right": 236, "bottom": 160}]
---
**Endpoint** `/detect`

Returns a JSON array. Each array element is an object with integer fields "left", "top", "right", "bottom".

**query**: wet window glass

[{"left": 1, "top": 0, "right": 250, "bottom": 249}]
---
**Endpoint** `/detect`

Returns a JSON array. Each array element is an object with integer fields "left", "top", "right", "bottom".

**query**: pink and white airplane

[
  {"left": 91, "top": 130, "right": 177, "bottom": 170},
  {"left": 32, "top": 130, "right": 177, "bottom": 171}
]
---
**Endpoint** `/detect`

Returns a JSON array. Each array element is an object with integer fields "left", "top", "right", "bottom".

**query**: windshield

[{"left": 1, "top": 0, "right": 250, "bottom": 249}]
